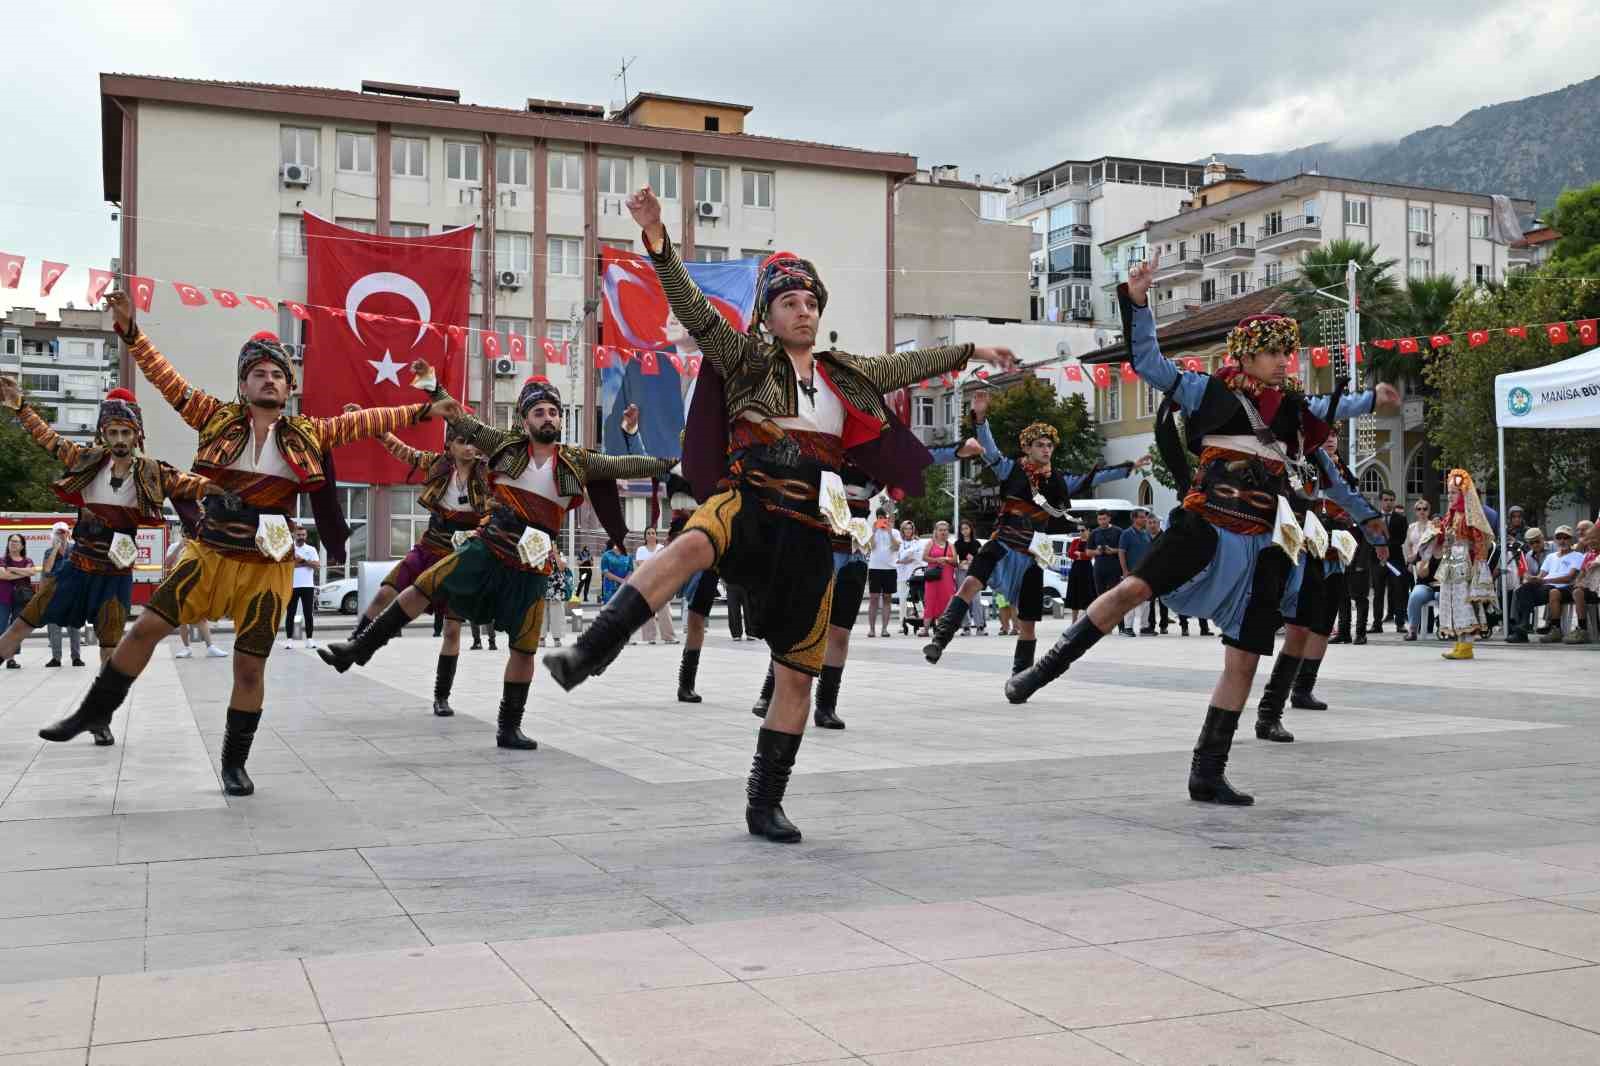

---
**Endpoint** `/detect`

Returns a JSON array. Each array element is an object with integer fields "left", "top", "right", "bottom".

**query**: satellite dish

[
  {"left": 1094, "top": 329, "right": 1111, "bottom": 347},
  {"left": 1055, "top": 340, "right": 1072, "bottom": 357}
]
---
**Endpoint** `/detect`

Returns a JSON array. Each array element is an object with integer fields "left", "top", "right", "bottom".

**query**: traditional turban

[
  {"left": 1226, "top": 313, "right": 1300, "bottom": 362},
  {"left": 1019, "top": 422, "right": 1059, "bottom": 448},
  {"left": 446, "top": 405, "right": 476, "bottom": 442},
  {"left": 754, "top": 250, "right": 828, "bottom": 325},
  {"left": 97, "top": 387, "right": 142, "bottom": 443},
  {"left": 517, "top": 376, "right": 562, "bottom": 417},
  {"left": 238, "top": 330, "right": 295, "bottom": 386}
]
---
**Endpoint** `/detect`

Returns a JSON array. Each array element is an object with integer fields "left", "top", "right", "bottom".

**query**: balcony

[
  {"left": 1200, "top": 283, "right": 1256, "bottom": 306},
  {"left": 1258, "top": 268, "right": 1300, "bottom": 290},
  {"left": 1257, "top": 214, "right": 1322, "bottom": 253},
  {"left": 1047, "top": 269, "right": 1092, "bottom": 285},
  {"left": 1201, "top": 235, "right": 1255, "bottom": 267},
  {"left": 1152, "top": 291, "right": 1198, "bottom": 322},
  {"left": 1153, "top": 255, "right": 1203, "bottom": 282},
  {"left": 1507, "top": 243, "right": 1534, "bottom": 264}
]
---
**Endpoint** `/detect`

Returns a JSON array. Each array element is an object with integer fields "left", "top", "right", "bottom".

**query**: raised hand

[
  {"left": 972, "top": 346, "right": 1018, "bottom": 372},
  {"left": 620, "top": 403, "right": 641, "bottom": 435},
  {"left": 1127, "top": 252, "right": 1161, "bottom": 306},
  {"left": 970, "top": 389, "right": 990, "bottom": 422},
  {"left": 626, "top": 187, "right": 663, "bottom": 232},
  {"left": 1132, "top": 454, "right": 1153, "bottom": 469},
  {"left": 954, "top": 437, "right": 983, "bottom": 459},
  {"left": 1374, "top": 382, "right": 1401, "bottom": 415},
  {"left": 105, "top": 291, "right": 134, "bottom": 335},
  {"left": 0, "top": 376, "right": 22, "bottom": 411}
]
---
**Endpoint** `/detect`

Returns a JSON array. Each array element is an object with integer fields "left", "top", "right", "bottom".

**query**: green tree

[
  {"left": 1400, "top": 275, "right": 1462, "bottom": 338},
  {"left": 1144, "top": 441, "right": 1178, "bottom": 492},
  {"left": 894, "top": 462, "right": 951, "bottom": 534},
  {"left": 0, "top": 417, "right": 65, "bottom": 511},
  {"left": 1285, "top": 240, "right": 1409, "bottom": 384},
  {"left": 1548, "top": 182, "right": 1600, "bottom": 275},
  {"left": 970, "top": 378, "right": 1105, "bottom": 477}
]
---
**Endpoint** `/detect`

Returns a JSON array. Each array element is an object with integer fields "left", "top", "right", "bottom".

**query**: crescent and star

[{"left": 345, "top": 272, "right": 432, "bottom": 387}]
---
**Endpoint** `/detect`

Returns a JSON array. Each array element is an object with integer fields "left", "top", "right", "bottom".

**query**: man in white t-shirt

[
  {"left": 282, "top": 525, "right": 320, "bottom": 650},
  {"left": 1531, "top": 526, "right": 1586, "bottom": 643},
  {"left": 864, "top": 508, "right": 901, "bottom": 638}
]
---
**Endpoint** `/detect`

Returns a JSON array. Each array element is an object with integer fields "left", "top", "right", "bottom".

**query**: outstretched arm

[
  {"left": 1061, "top": 458, "right": 1144, "bottom": 497},
  {"left": 1306, "top": 384, "right": 1400, "bottom": 421},
  {"left": 381, "top": 432, "right": 438, "bottom": 472},
  {"left": 630, "top": 188, "right": 750, "bottom": 379},
  {"left": 580, "top": 450, "right": 676, "bottom": 483},
  {"left": 157, "top": 461, "right": 221, "bottom": 503},
  {"left": 1121, "top": 259, "right": 1209, "bottom": 414},
  {"left": 973, "top": 418, "right": 1014, "bottom": 480},
  {"left": 445, "top": 411, "right": 522, "bottom": 460},
  {"left": 2, "top": 381, "right": 84, "bottom": 466}
]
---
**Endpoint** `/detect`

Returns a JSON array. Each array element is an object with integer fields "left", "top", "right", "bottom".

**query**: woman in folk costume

[{"left": 1433, "top": 468, "right": 1496, "bottom": 660}]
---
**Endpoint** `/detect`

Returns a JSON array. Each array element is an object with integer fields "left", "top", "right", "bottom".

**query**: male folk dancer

[
  {"left": 0, "top": 383, "right": 222, "bottom": 741},
  {"left": 1004, "top": 257, "right": 1396, "bottom": 804},
  {"left": 319, "top": 377, "right": 672, "bottom": 750},
  {"left": 1253, "top": 433, "right": 1383, "bottom": 743},
  {"left": 922, "top": 387, "right": 1143, "bottom": 677},
  {"left": 545, "top": 187, "right": 1015, "bottom": 842},
  {"left": 360, "top": 423, "right": 490, "bottom": 717},
  {"left": 39, "top": 293, "right": 456, "bottom": 795}
]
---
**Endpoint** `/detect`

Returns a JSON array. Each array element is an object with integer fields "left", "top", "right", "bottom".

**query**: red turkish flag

[
  {"left": 0, "top": 252, "right": 23, "bottom": 289},
  {"left": 639, "top": 350, "right": 661, "bottom": 376},
  {"left": 1430, "top": 334, "right": 1452, "bottom": 349},
  {"left": 1373, "top": 338, "right": 1397, "bottom": 350},
  {"left": 1547, "top": 322, "right": 1570, "bottom": 345},
  {"left": 1064, "top": 365, "right": 1083, "bottom": 382},
  {"left": 556, "top": 341, "right": 573, "bottom": 367},
  {"left": 1091, "top": 365, "right": 1111, "bottom": 389},
  {"left": 245, "top": 294, "right": 275, "bottom": 312},
  {"left": 211, "top": 289, "right": 241, "bottom": 309},
  {"left": 1183, "top": 358, "right": 1204, "bottom": 372},
  {"left": 128, "top": 275, "right": 156, "bottom": 312},
  {"left": 285, "top": 301, "right": 310, "bottom": 321},
  {"left": 1507, "top": 325, "right": 1528, "bottom": 340},
  {"left": 1311, "top": 346, "right": 1330, "bottom": 367},
  {"left": 508, "top": 334, "right": 527, "bottom": 362},
  {"left": 1467, "top": 330, "right": 1490, "bottom": 348},
  {"left": 1577, "top": 319, "right": 1598, "bottom": 346},
  {"left": 538, "top": 337, "right": 560, "bottom": 365},
  {"left": 594, "top": 345, "right": 613, "bottom": 368},
  {"left": 173, "top": 281, "right": 208, "bottom": 307},
  {"left": 86, "top": 269, "right": 114, "bottom": 305},
  {"left": 302, "top": 213, "right": 473, "bottom": 483},
  {"left": 616, "top": 347, "right": 634, "bottom": 366},
  {"left": 667, "top": 352, "right": 685, "bottom": 374},
  {"left": 481, "top": 332, "right": 501, "bottom": 360},
  {"left": 39, "top": 261, "right": 67, "bottom": 297},
  {"left": 1119, "top": 362, "right": 1137, "bottom": 382},
  {"left": 975, "top": 368, "right": 990, "bottom": 380},
  {"left": 1397, "top": 337, "right": 1420, "bottom": 354},
  {"left": 1347, "top": 344, "right": 1365, "bottom": 364},
  {"left": 685, "top": 354, "right": 702, "bottom": 378}
]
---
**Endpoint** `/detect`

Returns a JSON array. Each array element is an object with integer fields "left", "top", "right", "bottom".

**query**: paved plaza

[{"left": 1, "top": 618, "right": 1597, "bottom": 1064}]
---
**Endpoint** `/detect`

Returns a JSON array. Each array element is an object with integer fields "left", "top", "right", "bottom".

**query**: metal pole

[
  {"left": 1346, "top": 259, "right": 1360, "bottom": 462},
  {"left": 567, "top": 302, "right": 581, "bottom": 565},
  {"left": 1497, "top": 425, "right": 1508, "bottom": 633}
]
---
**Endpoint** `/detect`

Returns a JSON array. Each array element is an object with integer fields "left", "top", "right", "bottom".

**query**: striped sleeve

[
  {"left": 848, "top": 343, "right": 973, "bottom": 395},
  {"left": 381, "top": 432, "right": 437, "bottom": 471},
  {"left": 15, "top": 403, "right": 81, "bottom": 466},
  {"left": 310, "top": 403, "right": 431, "bottom": 449},
  {"left": 443, "top": 412, "right": 521, "bottom": 459},
  {"left": 578, "top": 449, "right": 676, "bottom": 482},
  {"left": 645, "top": 231, "right": 752, "bottom": 379},
  {"left": 126, "top": 330, "right": 223, "bottom": 429},
  {"left": 157, "top": 462, "right": 214, "bottom": 502}
]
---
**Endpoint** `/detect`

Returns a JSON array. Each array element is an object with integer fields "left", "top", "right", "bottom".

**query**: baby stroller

[{"left": 901, "top": 566, "right": 927, "bottom": 636}]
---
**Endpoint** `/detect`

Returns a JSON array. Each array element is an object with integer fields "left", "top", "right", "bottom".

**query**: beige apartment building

[{"left": 0, "top": 306, "right": 119, "bottom": 445}]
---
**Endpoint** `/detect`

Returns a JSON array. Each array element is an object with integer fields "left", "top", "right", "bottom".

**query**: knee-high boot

[
  {"left": 813, "top": 664, "right": 845, "bottom": 729},
  {"left": 220, "top": 708, "right": 262, "bottom": 796},
  {"left": 1253, "top": 653, "right": 1299, "bottom": 742},
  {"left": 433, "top": 654, "right": 458, "bottom": 716},
  {"left": 677, "top": 647, "right": 704, "bottom": 703},
  {"left": 1011, "top": 638, "right": 1036, "bottom": 676},
  {"left": 544, "top": 585, "right": 654, "bottom": 692},
  {"left": 750, "top": 664, "right": 776, "bottom": 719},
  {"left": 922, "top": 597, "right": 971, "bottom": 663},
  {"left": 1354, "top": 598, "right": 1369, "bottom": 645},
  {"left": 318, "top": 601, "right": 410, "bottom": 673},
  {"left": 1333, "top": 596, "right": 1352, "bottom": 644},
  {"left": 1189, "top": 706, "right": 1254, "bottom": 805},
  {"left": 1290, "top": 657, "right": 1328, "bottom": 710},
  {"left": 39, "top": 661, "right": 133, "bottom": 745},
  {"left": 1005, "top": 617, "right": 1104, "bottom": 705},
  {"left": 746, "top": 728, "right": 803, "bottom": 842},
  {"left": 496, "top": 680, "right": 537, "bottom": 750}
]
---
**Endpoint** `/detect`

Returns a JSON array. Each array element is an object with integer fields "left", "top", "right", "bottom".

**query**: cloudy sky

[{"left": 3, "top": 0, "right": 1595, "bottom": 314}]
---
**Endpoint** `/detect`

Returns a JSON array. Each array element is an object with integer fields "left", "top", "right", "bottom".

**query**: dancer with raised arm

[
  {"left": 38, "top": 292, "right": 457, "bottom": 794},
  {"left": 1004, "top": 256, "right": 1399, "bottom": 804},
  {"left": 545, "top": 186, "right": 1016, "bottom": 842}
]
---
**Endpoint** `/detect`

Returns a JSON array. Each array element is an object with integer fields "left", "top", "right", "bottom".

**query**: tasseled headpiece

[
  {"left": 1019, "top": 422, "right": 1059, "bottom": 448},
  {"left": 1226, "top": 313, "right": 1300, "bottom": 361},
  {"left": 238, "top": 330, "right": 295, "bottom": 386},
  {"left": 96, "top": 387, "right": 143, "bottom": 443},
  {"left": 753, "top": 250, "right": 828, "bottom": 326},
  {"left": 517, "top": 375, "right": 562, "bottom": 417}
]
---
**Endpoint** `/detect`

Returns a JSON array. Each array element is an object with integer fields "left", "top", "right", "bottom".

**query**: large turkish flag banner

[{"left": 303, "top": 213, "right": 472, "bottom": 484}]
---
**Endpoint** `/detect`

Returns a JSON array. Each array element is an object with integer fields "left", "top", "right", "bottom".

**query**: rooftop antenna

[{"left": 613, "top": 56, "right": 637, "bottom": 110}]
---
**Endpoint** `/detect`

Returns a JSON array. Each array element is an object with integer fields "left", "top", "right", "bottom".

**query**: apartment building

[
  {"left": 99, "top": 74, "right": 913, "bottom": 562},
  {"left": 0, "top": 306, "right": 118, "bottom": 444}
]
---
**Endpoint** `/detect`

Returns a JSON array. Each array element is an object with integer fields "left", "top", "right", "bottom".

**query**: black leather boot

[
  {"left": 922, "top": 597, "right": 971, "bottom": 663},
  {"left": 433, "top": 653, "right": 458, "bottom": 716},
  {"left": 1011, "top": 638, "right": 1036, "bottom": 676},
  {"left": 1254, "top": 653, "right": 1299, "bottom": 742},
  {"left": 1189, "top": 706, "right": 1254, "bottom": 805},
  {"left": 496, "top": 680, "right": 537, "bottom": 750},
  {"left": 544, "top": 585, "right": 653, "bottom": 691},
  {"left": 813, "top": 664, "right": 845, "bottom": 729},
  {"left": 1354, "top": 600, "right": 1369, "bottom": 645},
  {"left": 351, "top": 614, "right": 373, "bottom": 642},
  {"left": 39, "top": 661, "right": 133, "bottom": 744},
  {"left": 1291, "top": 657, "right": 1328, "bottom": 710},
  {"left": 318, "top": 601, "right": 409, "bottom": 673},
  {"left": 1005, "top": 617, "right": 1105, "bottom": 704},
  {"left": 1199, "top": 620, "right": 1213, "bottom": 636},
  {"left": 220, "top": 708, "right": 261, "bottom": 796},
  {"left": 746, "top": 728, "right": 803, "bottom": 842},
  {"left": 677, "top": 647, "right": 704, "bottom": 703},
  {"left": 751, "top": 665, "right": 775, "bottom": 719},
  {"left": 1332, "top": 597, "right": 1352, "bottom": 644}
]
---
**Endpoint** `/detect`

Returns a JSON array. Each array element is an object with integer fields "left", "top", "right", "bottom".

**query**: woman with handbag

[
  {"left": 921, "top": 521, "right": 958, "bottom": 631},
  {"left": 953, "top": 520, "right": 987, "bottom": 635},
  {"left": 0, "top": 533, "right": 37, "bottom": 668}
]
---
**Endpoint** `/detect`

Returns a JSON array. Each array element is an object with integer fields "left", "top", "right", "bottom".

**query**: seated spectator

[
  {"left": 1404, "top": 498, "right": 1438, "bottom": 641},
  {"left": 1571, "top": 521, "right": 1598, "bottom": 645},
  {"left": 1505, "top": 528, "right": 1549, "bottom": 641},
  {"left": 1509, "top": 527, "right": 1585, "bottom": 643}
]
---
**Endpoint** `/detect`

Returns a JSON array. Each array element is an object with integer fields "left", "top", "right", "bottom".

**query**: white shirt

[
  {"left": 83, "top": 461, "right": 138, "bottom": 508},
  {"left": 896, "top": 537, "right": 927, "bottom": 586},
  {"left": 1539, "top": 549, "right": 1585, "bottom": 585},
  {"left": 867, "top": 526, "right": 901, "bottom": 570},
  {"left": 442, "top": 467, "right": 473, "bottom": 515},
  {"left": 227, "top": 422, "right": 296, "bottom": 480},
  {"left": 635, "top": 543, "right": 662, "bottom": 566},
  {"left": 502, "top": 451, "right": 575, "bottom": 507},
  {"left": 291, "top": 543, "right": 319, "bottom": 588},
  {"left": 741, "top": 366, "right": 846, "bottom": 437}
]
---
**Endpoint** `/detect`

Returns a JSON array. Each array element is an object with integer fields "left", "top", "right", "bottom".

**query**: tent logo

[{"left": 1506, "top": 386, "right": 1533, "bottom": 417}]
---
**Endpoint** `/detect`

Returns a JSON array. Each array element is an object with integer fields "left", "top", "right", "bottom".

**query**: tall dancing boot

[
  {"left": 544, "top": 585, "right": 654, "bottom": 692},
  {"left": 318, "top": 601, "right": 409, "bottom": 673},
  {"left": 677, "top": 648, "right": 704, "bottom": 704},
  {"left": 1354, "top": 599, "right": 1369, "bottom": 645},
  {"left": 1005, "top": 617, "right": 1105, "bottom": 705},
  {"left": 813, "top": 664, "right": 845, "bottom": 729},
  {"left": 1289, "top": 657, "right": 1328, "bottom": 710},
  {"left": 750, "top": 665, "right": 776, "bottom": 719},
  {"left": 495, "top": 680, "right": 537, "bottom": 750},
  {"left": 1189, "top": 706, "right": 1254, "bottom": 805},
  {"left": 350, "top": 614, "right": 373, "bottom": 642},
  {"left": 1011, "top": 638, "right": 1037, "bottom": 676},
  {"left": 432, "top": 653, "right": 458, "bottom": 716},
  {"left": 746, "top": 727, "right": 803, "bottom": 842},
  {"left": 1253, "top": 653, "right": 1299, "bottom": 742},
  {"left": 219, "top": 708, "right": 262, "bottom": 796},
  {"left": 922, "top": 597, "right": 971, "bottom": 663},
  {"left": 39, "top": 661, "right": 134, "bottom": 745}
]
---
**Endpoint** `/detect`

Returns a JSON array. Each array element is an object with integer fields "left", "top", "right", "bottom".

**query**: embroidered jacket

[{"left": 382, "top": 434, "right": 491, "bottom": 554}]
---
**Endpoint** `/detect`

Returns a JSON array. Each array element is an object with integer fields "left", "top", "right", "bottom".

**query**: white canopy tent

[{"left": 1492, "top": 346, "right": 1600, "bottom": 620}]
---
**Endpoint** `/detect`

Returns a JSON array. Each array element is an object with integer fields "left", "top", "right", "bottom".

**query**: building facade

[{"left": 0, "top": 306, "right": 118, "bottom": 444}]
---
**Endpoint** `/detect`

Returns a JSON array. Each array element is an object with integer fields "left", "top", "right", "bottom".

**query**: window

[
  {"left": 335, "top": 217, "right": 376, "bottom": 234},
  {"left": 547, "top": 151, "right": 582, "bottom": 191},
  {"left": 742, "top": 248, "right": 770, "bottom": 260},
  {"left": 446, "top": 141, "right": 481, "bottom": 183},
  {"left": 280, "top": 126, "right": 318, "bottom": 168},
  {"left": 546, "top": 320, "right": 576, "bottom": 344},
  {"left": 391, "top": 221, "right": 429, "bottom": 239},
  {"left": 1264, "top": 261, "right": 1282, "bottom": 285},
  {"left": 1408, "top": 206, "right": 1431, "bottom": 233},
  {"left": 1474, "top": 263, "right": 1493, "bottom": 286},
  {"left": 1228, "top": 221, "right": 1247, "bottom": 246},
  {"left": 1229, "top": 271, "right": 1250, "bottom": 295},
  {"left": 495, "top": 231, "right": 532, "bottom": 274},
  {"left": 2, "top": 338, "right": 13, "bottom": 356},
  {"left": 1359, "top": 465, "right": 1387, "bottom": 497},
  {"left": 336, "top": 132, "right": 374, "bottom": 174},
  {"left": 1097, "top": 380, "right": 1121, "bottom": 422},
  {"left": 1200, "top": 278, "right": 1216, "bottom": 302},
  {"left": 1303, "top": 198, "right": 1319, "bottom": 223},
  {"left": 1406, "top": 448, "right": 1428, "bottom": 501},
  {"left": 391, "top": 137, "right": 427, "bottom": 178},
  {"left": 597, "top": 157, "right": 631, "bottom": 195},
  {"left": 742, "top": 169, "right": 773, "bottom": 208},
  {"left": 600, "top": 238, "right": 634, "bottom": 253},
  {"left": 913, "top": 395, "right": 935, "bottom": 428},
  {"left": 278, "top": 214, "right": 307, "bottom": 257},
  {"left": 941, "top": 391, "right": 956, "bottom": 426},
  {"left": 468, "top": 314, "right": 483, "bottom": 358},
  {"left": 691, "top": 246, "right": 728, "bottom": 263},
  {"left": 21, "top": 372, "right": 59, "bottom": 392},
  {"left": 1409, "top": 257, "right": 1430, "bottom": 279},
  {"left": 694, "top": 165, "right": 726, "bottom": 205},
  {"left": 498, "top": 316, "right": 530, "bottom": 353},
  {"left": 646, "top": 160, "right": 678, "bottom": 199},
  {"left": 704, "top": 115, "right": 720, "bottom": 132},
  {"left": 1470, "top": 213, "right": 1490, "bottom": 239},
  {"left": 66, "top": 340, "right": 94, "bottom": 359},
  {"left": 1106, "top": 293, "right": 1117, "bottom": 319},
  {"left": 1344, "top": 199, "right": 1369, "bottom": 226},
  {"left": 1138, "top": 481, "right": 1154, "bottom": 507},
  {"left": 547, "top": 236, "right": 582, "bottom": 277},
  {"left": 979, "top": 191, "right": 1008, "bottom": 221},
  {"left": 495, "top": 146, "right": 530, "bottom": 187},
  {"left": 1139, "top": 379, "right": 1158, "bottom": 418},
  {"left": 1199, "top": 232, "right": 1216, "bottom": 255},
  {"left": 470, "top": 228, "right": 483, "bottom": 283},
  {"left": 1263, "top": 210, "right": 1283, "bottom": 236}
]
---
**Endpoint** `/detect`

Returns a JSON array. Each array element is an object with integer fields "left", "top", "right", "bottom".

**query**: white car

[{"left": 317, "top": 577, "right": 360, "bottom": 614}]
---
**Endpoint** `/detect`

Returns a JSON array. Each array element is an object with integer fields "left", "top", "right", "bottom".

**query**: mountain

[{"left": 1210, "top": 75, "right": 1600, "bottom": 212}]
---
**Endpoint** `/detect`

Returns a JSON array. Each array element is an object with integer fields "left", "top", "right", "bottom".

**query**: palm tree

[
  {"left": 1399, "top": 275, "right": 1462, "bottom": 336},
  {"left": 1284, "top": 240, "right": 1404, "bottom": 384}
]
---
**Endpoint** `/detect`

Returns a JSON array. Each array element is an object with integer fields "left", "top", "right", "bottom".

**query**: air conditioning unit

[
  {"left": 280, "top": 163, "right": 313, "bottom": 187},
  {"left": 697, "top": 201, "right": 723, "bottom": 220},
  {"left": 283, "top": 343, "right": 305, "bottom": 361},
  {"left": 497, "top": 270, "right": 526, "bottom": 290},
  {"left": 1416, "top": 233, "right": 1432, "bottom": 246},
  {"left": 493, "top": 357, "right": 516, "bottom": 376}
]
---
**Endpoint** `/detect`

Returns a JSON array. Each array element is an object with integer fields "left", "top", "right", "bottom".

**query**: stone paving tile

[
  {"left": 84, "top": 1023, "right": 343, "bottom": 1066},
  {"left": 406, "top": 895, "right": 686, "bottom": 943},
  {"left": 1256, "top": 861, "right": 1518, "bottom": 911},
  {"left": 304, "top": 942, "right": 534, "bottom": 1021},
  {"left": 1123, "top": 873, "right": 1384, "bottom": 927},
  {"left": 141, "top": 915, "right": 428, "bottom": 971},
  {"left": 1082, "top": 1008, "right": 1412, "bottom": 1065},
  {"left": 1455, "top": 965, "right": 1600, "bottom": 1034},
  {"left": 827, "top": 901, "right": 1079, "bottom": 961},
  {"left": 493, "top": 927, "right": 733, "bottom": 1001},
  {"left": 0, "top": 865, "right": 147, "bottom": 921},
  {"left": 330, "top": 1002, "right": 604, "bottom": 1066},
  {"left": 669, "top": 912, "right": 915, "bottom": 979},
  {"left": 861, "top": 1032, "right": 1131, "bottom": 1065},
  {"left": 1378, "top": 851, "right": 1600, "bottom": 897},
  {"left": 0, "top": 908, "right": 144, "bottom": 950},
  {"left": 92, "top": 959, "right": 320, "bottom": 1044},
  {"left": 0, "top": 937, "right": 145, "bottom": 984},
  {"left": 978, "top": 889, "right": 1239, "bottom": 944},
  {"left": 1267, "top": 912, "right": 1587, "bottom": 983},
  {"left": 144, "top": 850, "right": 402, "bottom": 936},
  {"left": 0, "top": 976, "right": 95, "bottom": 1056}
]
